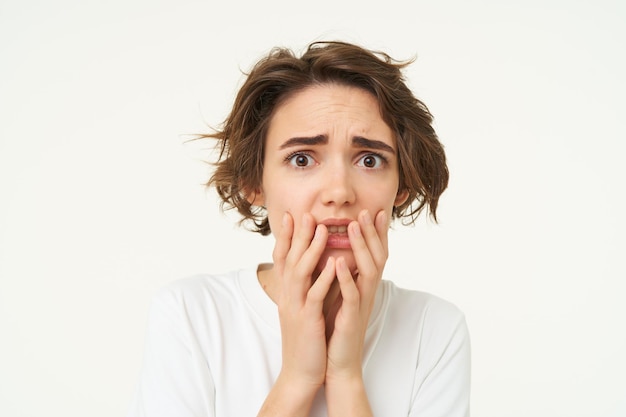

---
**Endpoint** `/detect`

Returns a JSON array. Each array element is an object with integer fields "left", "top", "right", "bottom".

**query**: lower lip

[{"left": 326, "top": 233, "right": 351, "bottom": 249}]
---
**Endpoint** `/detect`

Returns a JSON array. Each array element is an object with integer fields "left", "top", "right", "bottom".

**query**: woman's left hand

[{"left": 325, "top": 209, "right": 389, "bottom": 383}]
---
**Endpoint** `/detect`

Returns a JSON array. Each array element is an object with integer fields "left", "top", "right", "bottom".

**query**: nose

[{"left": 320, "top": 163, "right": 356, "bottom": 207}]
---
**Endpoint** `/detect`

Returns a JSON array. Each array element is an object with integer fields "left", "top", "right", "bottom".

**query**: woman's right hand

[{"left": 258, "top": 212, "right": 336, "bottom": 416}]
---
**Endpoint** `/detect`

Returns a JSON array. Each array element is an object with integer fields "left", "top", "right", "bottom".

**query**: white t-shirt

[{"left": 128, "top": 267, "right": 470, "bottom": 417}]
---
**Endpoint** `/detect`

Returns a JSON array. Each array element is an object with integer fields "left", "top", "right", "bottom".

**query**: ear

[
  {"left": 245, "top": 188, "right": 265, "bottom": 207},
  {"left": 394, "top": 189, "right": 409, "bottom": 207}
]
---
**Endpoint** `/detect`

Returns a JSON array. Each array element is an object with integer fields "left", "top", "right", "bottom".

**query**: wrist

[
  {"left": 257, "top": 372, "right": 321, "bottom": 417},
  {"left": 325, "top": 375, "right": 373, "bottom": 417},
  {"left": 325, "top": 371, "right": 365, "bottom": 392}
]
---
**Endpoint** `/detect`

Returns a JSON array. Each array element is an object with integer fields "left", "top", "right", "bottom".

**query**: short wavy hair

[{"left": 203, "top": 41, "right": 449, "bottom": 236}]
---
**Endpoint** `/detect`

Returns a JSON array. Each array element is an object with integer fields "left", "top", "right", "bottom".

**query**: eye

[
  {"left": 287, "top": 152, "right": 315, "bottom": 168},
  {"left": 357, "top": 153, "right": 386, "bottom": 169}
]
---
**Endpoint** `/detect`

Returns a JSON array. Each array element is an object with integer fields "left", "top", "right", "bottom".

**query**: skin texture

[{"left": 253, "top": 84, "right": 409, "bottom": 417}]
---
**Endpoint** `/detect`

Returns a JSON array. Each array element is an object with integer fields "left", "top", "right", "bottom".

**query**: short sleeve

[
  {"left": 127, "top": 287, "right": 216, "bottom": 417},
  {"left": 409, "top": 306, "right": 471, "bottom": 417}
]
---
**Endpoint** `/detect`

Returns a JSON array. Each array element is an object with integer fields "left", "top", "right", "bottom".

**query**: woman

[{"left": 128, "top": 41, "right": 470, "bottom": 417}]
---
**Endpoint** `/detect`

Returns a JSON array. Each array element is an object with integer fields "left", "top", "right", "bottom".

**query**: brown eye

[
  {"left": 296, "top": 155, "right": 308, "bottom": 166},
  {"left": 358, "top": 153, "right": 384, "bottom": 168},
  {"left": 288, "top": 153, "right": 314, "bottom": 167},
  {"left": 363, "top": 155, "right": 376, "bottom": 168}
]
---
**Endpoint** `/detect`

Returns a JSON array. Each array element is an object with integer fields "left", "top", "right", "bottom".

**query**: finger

[
  {"left": 374, "top": 209, "right": 390, "bottom": 262},
  {"left": 272, "top": 212, "right": 294, "bottom": 273},
  {"left": 295, "top": 223, "right": 329, "bottom": 274},
  {"left": 289, "top": 221, "right": 329, "bottom": 298},
  {"left": 358, "top": 209, "right": 388, "bottom": 268},
  {"left": 285, "top": 213, "right": 317, "bottom": 266},
  {"left": 347, "top": 217, "right": 380, "bottom": 299},
  {"left": 335, "top": 257, "right": 359, "bottom": 317},
  {"left": 348, "top": 217, "right": 376, "bottom": 280},
  {"left": 306, "top": 256, "right": 336, "bottom": 311}
]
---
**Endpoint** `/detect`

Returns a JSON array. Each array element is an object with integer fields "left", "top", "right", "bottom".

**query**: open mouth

[
  {"left": 322, "top": 222, "right": 352, "bottom": 249},
  {"left": 326, "top": 225, "right": 348, "bottom": 234}
]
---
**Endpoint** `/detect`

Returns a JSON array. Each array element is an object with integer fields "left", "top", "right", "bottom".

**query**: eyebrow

[
  {"left": 279, "top": 134, "right": 395, "bottom": 154},
  {"left": 352, "top": 136, "right": 395, "bottom": 154},
  {"left": 279, "top": 135, "right": 327, "bottom": 149}
]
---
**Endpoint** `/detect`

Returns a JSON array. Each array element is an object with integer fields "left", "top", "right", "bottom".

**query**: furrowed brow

[
  {"left": 352, "top": 136, "right": 395, "bottom": 154},
  {"left": 279, "top": 135, "right": 328, "bottom": 149}
]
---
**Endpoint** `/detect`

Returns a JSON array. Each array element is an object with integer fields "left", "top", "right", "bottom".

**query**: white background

[{"left": 1, "top": 1, "right": 625, "bottom": 416}]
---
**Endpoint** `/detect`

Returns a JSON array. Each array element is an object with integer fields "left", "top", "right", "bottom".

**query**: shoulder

[
  {"left": 148, "top": 268, "right": 255, "bottom": 325},
  {"left": 156, "top": 266, "right": 259, "bottom": 299},
  {"left": 156, "top": 269, "right": 243, "bottom": 300},
  {"left": 379, "top": 281, "right": 469, "bottom": 352},
  {"left": 381, "top": 280, "right": 466, "bottom": 325}
]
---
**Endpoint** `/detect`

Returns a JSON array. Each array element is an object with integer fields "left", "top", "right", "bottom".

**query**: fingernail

[
  {"left": 362, "top": 210, "right": 372, "bottom": 225},
  {"left": 351, "top": 222, "right": 361, "bottom": 237}
]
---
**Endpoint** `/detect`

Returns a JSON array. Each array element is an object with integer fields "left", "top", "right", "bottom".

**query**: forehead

[{"left": 267, "top": 84, "right": 391, "bottom": 140}]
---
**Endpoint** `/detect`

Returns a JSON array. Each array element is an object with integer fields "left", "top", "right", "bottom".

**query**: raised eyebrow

[
  {"left": 278, "top": 135, "right": 328, "bottom": 149},
  {"left": 352, "top": 136, "right": 396, "bottom": 154}
]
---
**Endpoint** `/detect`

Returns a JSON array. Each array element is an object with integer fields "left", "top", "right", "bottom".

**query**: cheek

[
  {"left": 265, "top": 180, "right": 313, "bottom": 210},
  {"left": 365, "top": 184, "right": 400, "bottom": 210},
  {"left": 264, "top": 187, "right": 312, "bottom": 233}
]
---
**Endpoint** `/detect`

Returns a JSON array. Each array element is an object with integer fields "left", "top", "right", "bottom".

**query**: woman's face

[{"left": 253, "top": 83, "right": 408, "bottom": 273}]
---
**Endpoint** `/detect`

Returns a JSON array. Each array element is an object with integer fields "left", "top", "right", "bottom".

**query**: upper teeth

[{"left": 327, "top": 225, "right": 348, "bottom": 234}]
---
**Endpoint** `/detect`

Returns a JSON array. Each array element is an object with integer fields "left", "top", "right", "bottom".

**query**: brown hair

[{"left": 203, "top": 41, "right": 449, "bottom": 235}]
